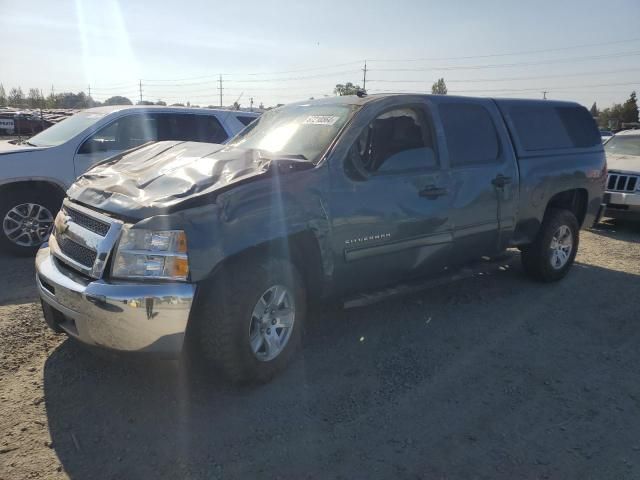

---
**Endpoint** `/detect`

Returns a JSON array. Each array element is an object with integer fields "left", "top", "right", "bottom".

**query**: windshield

[
  {"left": 227, "top": 104, "right": 355, "bottom": 162},
  {"left": 604, "top": 135, "right": 640, "bottom": 156},
  {"left": 28, "top": 111, "right": 106, "bottom": 147}
]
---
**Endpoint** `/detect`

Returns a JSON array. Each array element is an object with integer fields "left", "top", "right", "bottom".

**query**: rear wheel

[
  {"left": 0, "top": 189, "right": 61, "bottom": 256},
  {"left": 520, "top": 208, "right": 579, "bottom": 282},
  {"left": 191, "top": 256, "right": 306, "bottom": 384}
]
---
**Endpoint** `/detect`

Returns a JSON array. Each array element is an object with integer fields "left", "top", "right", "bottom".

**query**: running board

[{"left": 343, "top": 252, "right": 517, "bottom": 309}]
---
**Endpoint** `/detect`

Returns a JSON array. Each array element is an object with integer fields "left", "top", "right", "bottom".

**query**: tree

[
  {"left": 590, "top": 102, "right": 599, "bottom": 118},
  {"left": 27, "top": 88, "right": 43, "bottom": 108},
  {"left": 0, "top": 84, "right": 6, "bottom": 107},
  {"left": 136, "top": 100, "right": 155, "bottom": 105},
  {"left": 104, "top": 95, "right": 133, "bottom": 106},
  {"left": 170, "top": 103, "right": 185, "bottom": 107},
  {"left": 431, "top": 78, "right": 448, "bottom": 95},
  {"left": 599, "top": 104, "right": 624, "bottom": 129},
  {"left": 258, "top": 102, "right": 264, "bottom": 110},
  {"left": 334, "top": 82, "right": 362, "bottom": 96},
  {"left": 8, "top": 87, "right": 25, "bottom": 106},
  {"left": 232, "top": 101, "right": 241, "bottom": 110},
  {"left": 155, "top": 100, "right": 166, "bottom": 106},
  {"left": 621, "top": 91, "right": 639, "bottom": 124}
]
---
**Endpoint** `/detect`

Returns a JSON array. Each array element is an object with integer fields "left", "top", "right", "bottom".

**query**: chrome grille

[
  {"left": 49, "top": 200, "right": 124, "bottom": 279},
  {"left": 64, "top": 205, "right": 110, "bottom": 236},
  {"left": 607, "top": 173, "right": 639, "bottom": 192},
  {"left": 56, "top": 235, "right": 97, "bottom": 267}
]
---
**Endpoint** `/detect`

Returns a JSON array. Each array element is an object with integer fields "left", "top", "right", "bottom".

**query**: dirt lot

[{"left": 1, "top": 219, "right": 639, "bottom": 479}]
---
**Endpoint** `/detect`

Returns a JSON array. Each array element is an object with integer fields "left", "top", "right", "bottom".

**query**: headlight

[{"left": 111, "top": 227, "right": 189, "bottom": 281}]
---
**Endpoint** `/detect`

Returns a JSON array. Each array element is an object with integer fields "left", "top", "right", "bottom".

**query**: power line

[
  {"left": 143, "top": 69, "right": 362, "bottom": 86},
  {"left": 142, "top": 61, "right": 364, "bottom": 82},
  {"left": 366, "top": 66, "right": 640, "bottom": 84},
  {"left": 369, "top": 80, "right": 640, "bottom": 94},
  {"left": 370, "top": 50, "right": 640, "bottom": 72},
  {"left": 368, "top": 36, "right": 640, "bottom": 62}
]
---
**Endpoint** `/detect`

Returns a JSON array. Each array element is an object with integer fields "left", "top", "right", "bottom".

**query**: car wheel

[
  {"left": 0, "top": 189, "right": 61, "bottom": 256},
  {"left": 520, "top": 208, "right": 579, "bottom": 282},
  {"left": 191, "top": 256, "right": 306, "bottom": 384}
]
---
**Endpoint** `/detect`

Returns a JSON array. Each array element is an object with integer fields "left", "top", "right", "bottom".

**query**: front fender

[{"left": 134, "top": 165, "right": 332, "bottom": 283}]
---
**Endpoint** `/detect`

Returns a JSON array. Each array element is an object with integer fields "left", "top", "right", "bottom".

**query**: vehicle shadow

[
  {"left": 0, "top": 251, "right": 38, "bottom": 305},
  {"left": 43, "top": 256, "right": 640, "bottom": 479},
  {"left": 590, "top": 217, "right": 640, "bottom": 240}
]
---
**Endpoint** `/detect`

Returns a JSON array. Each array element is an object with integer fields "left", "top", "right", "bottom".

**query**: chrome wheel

[
  {"left": 2, "top": 203, "right": 54, "bottom": 247},
  {"left": 549, "top": 225, "right": 573, "bottom": 270},
  {"left": 249, "top": 284, "right": 295, "bottom": 362}
]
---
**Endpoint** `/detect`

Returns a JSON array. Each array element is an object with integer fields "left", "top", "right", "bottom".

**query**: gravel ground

[{"left": 1, "top": 219, "right": 639, "bottom": 480}]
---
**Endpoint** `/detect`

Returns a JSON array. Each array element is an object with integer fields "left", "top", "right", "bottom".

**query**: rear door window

[
  {"left": 158, "top": 114, "right": 228, "bottom": 144},
  {"left": 439, "top": 103, "right": 500, "bottom": 167},
  {"left": 509, "top": 105, "right": 600, "bottom": 151}
]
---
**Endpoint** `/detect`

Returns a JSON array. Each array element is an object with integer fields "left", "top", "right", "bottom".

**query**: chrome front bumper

[
  {"left": 36, "top": 245, "right": 196, "bottom": 355},
  {"left": 604, "top": 191, "right": 640, "bottom": 219}
]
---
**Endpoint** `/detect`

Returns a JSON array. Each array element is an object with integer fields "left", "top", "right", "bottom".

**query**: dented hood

[{"left": 67, "top": 140, "right": 312, "bottom": 219}]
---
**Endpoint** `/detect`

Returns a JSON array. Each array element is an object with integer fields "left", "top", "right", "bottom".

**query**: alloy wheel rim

[
  {"left": 249, "top": 284, "right": 295, "bottom": 362},
  {"left": 549, "top": 225, "right": 573, "bottom": 270},
  {"left": 2, "top": 203, "right": 54, "bottom": 247}
]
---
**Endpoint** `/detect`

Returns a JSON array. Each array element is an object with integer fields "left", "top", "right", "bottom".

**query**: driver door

[
  {"left": 329, "top": 103, "right": 453, "bottom": 294},
  {"left": 74, "top": 113, "right": 158, "bottom": 176}
]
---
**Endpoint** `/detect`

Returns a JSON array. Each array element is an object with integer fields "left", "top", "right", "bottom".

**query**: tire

[
  {"left": 190, "top": 256, "right": 306, "bottom": 384},
  {"left": 0, "top": 188, "right": 62, "bottom": 256},
  {"left": 520, "top": 208, "right": 579, "bottom": 282}
]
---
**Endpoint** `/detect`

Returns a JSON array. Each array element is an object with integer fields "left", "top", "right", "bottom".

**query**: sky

[{"left": 1, "top": 0, "right": 640, "bottom": 109}]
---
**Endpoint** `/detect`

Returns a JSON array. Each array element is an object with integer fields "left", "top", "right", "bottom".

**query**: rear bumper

[{"left": 36, "top": 245, "right": 196, "bottom": 355}]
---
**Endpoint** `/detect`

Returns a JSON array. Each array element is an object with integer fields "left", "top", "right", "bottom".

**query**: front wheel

[
  {"left": 520, "top": 208, "right": 579, "bottom": 282},
  {"left": 191, "top": 256, "right": 306, "bottom": 384}
]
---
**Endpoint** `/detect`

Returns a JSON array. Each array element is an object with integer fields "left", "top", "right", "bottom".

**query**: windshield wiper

[{"left": 24, "top": 141, "right": 38, "bottom": 147}]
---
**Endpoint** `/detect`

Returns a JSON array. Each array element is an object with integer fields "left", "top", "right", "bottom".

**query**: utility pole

[
  {"left": 362, "top": 60, "right": 367, "bottom": 91},
  {"left": 139, "top": 80, "right": 143, "bottom": 104},
  {"left": 218, "top": 75, "right": 223, "bottom": 107},
  {"left": 39, "top": 89, "right": 44, "bottom": 131},
  {"left": 88, "top": 84, "right": 91, "bottom": 106},
  {"left": 542, "top": 91, "right": 548, "bottom": 100},
  {"left": 250, "top": 97, "right": 254, "bottom": 112}
]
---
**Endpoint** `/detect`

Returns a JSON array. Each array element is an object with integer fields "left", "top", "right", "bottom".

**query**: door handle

[
  {"left": 419, "top": 186, "right": 448, "bottom": 199},
  {"left": 492, "top": 175, "right": 513, "bottom": 188}
]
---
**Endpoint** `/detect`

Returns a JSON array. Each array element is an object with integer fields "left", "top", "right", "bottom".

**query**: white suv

[
  {"left": 0, "top": 105, "right": 258, "bottom": 255},
  {"left": 603, "top": 129, "right": 640, "bottom": 221}
]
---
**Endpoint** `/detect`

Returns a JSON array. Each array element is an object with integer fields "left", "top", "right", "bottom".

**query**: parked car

[
  {"left": 35, "top": 94, "right": 605, "bottom": 383},
  {"left": 602, "top": 129, "right": 640, "bottom": 220},
  {"left": 599, "top": 129, "right": 614, "bottom": 143},
  {"left": 0, "top": 106, "right": 258, "bottom": 255}
]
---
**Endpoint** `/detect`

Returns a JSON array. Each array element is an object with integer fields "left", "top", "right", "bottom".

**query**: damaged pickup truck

[{"left": 36, "top": 94, "right": 606, "bottom": 383}]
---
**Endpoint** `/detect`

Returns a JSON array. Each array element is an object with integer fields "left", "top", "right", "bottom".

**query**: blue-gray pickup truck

[{"left": 35, "top": 94, "right": 606, "bottom": 383}]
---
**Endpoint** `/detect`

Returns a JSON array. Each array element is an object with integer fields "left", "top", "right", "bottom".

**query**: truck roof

[{"left": 288, "top": 93, "right": 583, "bottom": 110}]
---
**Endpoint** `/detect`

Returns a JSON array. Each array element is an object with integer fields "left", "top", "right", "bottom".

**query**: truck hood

[
  {"left": 607, "top": 153, "right": 640, "bottom": 174},
  {"left": 67, "top": 140, "right": 313, "bottom": 220}
]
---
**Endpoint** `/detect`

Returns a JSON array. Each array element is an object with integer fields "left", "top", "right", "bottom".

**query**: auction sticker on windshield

[{"left": 303, "top": 115, "right": 340, "bottom": 125}]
